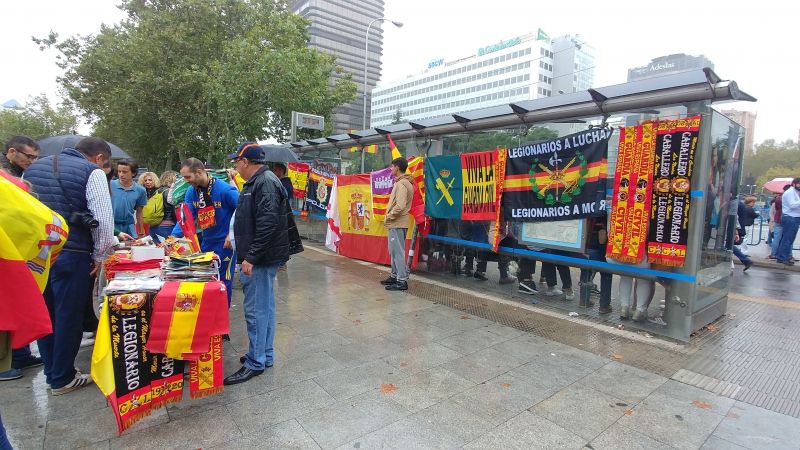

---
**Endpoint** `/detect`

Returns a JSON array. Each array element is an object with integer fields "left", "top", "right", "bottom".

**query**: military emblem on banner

[
  {"left": 528, "top": 150, "right": 589, "bottom": 205},
  {"left": 316, "top": 182, "right": 329, "bottom": 204},
  {"left": 435, "top": 169, "right": 456, "bottom": 206}
]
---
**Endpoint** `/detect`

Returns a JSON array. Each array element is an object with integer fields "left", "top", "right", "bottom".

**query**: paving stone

[
  {"left": 313, "top": 359, "right": 410, "bottom": 400},
  {"left": 440, "top": 347, "right": 525, "bottom": 383},
  {"left": 507, "top": 354, "right": 596, "bottom": 392},
  {"left": 323, "top": 336, "right": 405, "bottom": 368},
  {"left": 276, "top": 330, "right": 352, "bottom": 358},
  {"left": 712, "top": 401, "right": 800, "bottom": 450},
  {"left": 335, "top": 400, "right": 493, "bottom": 449},
  {"left": 437, "top": 326, "right": 517, "bottom": 355},
  {"left": 583, "top": 361, "right": 668, "bottom": 404},
  {"left": 700, "top": 436, "right": 750, "bottom": 450},
  {"left": 450, "top": 373, "right": 557, "bottom": 425},
  {"left": 108, "top": 406, "right": 237, "bottom": 450},
  {"left": 462, "top": 410, "right": 586, "bottom": 450},
  {"left": 226, "top": 379, "right": 334, "bottom": 435},
  {"left": 589, "top": 423, "right": 674, "bottom": 450},
  {"left": 489, "top": 333, "right": 566, "bottom": 362},
  {"left": 209, "top": 419, "right": 321, "bottom": 449},
  {"left": 381, "top": 367, "right": 476, "bottom": 413},
  {"left": 532, "top": 383, "right": 631, "bottom": 440},
  {"left": 297, "top": 390, "right": 411, "bottom": 449},
  {"left": 383, "top": 343, "right": 463, "bottom": 375}
]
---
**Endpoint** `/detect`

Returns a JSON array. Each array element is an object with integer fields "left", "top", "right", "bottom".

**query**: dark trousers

[
  {"left": 11, "top": 346, "right": 32, "bottom": 365},
  {"left": 541, "top": 250, "right": 572, "bottom": 289},
  {"left": 37, "top": 250, "right": 92, "bottom": 389},
  {"left": 580, "top": 248, "right": 612, "bottom": 308},
  {"left": 498, "top": 236, "right": 536, "bottom": 280}
]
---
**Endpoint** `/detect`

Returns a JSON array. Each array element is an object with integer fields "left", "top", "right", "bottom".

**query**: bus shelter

[{"left": 289, "top": 69, "right": 755, "bottom": 341}]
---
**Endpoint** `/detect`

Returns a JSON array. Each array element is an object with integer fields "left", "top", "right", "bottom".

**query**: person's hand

[
  {"left": 118, "top": 232, "right": 134, "bottom": 241},
  {"left": 224, "top": 236, "right": 232, "bottom": 249},
  {"left": 241, "top": 260, "right": 253, "bottom": 276},
  {"left": 90, "top": 261, "right": 100, "bottom": 276}
]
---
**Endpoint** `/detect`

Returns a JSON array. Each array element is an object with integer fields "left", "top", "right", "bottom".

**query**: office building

[
  {"left": 292, "top": 0, "right": 386, "bottom": 133},
  {"left": 627, "top": 53, "right": 714, "bottom": 82},
  {"left": 370, "top": 30, "right": 595, "bottom": 128},
  {"left": 721, "top": 109, "right": 757, "bottom": 153}
]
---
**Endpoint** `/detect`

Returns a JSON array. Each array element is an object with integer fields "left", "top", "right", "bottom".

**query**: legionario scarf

[
  {"left": 503, "top": 129, "right": 610, "bottom": 222},
  {"left": 646, "top": 116, "right": 701, "bottom": 267},
  {"left": 607, "top": 122, "right": 656, "bottom": 264}
]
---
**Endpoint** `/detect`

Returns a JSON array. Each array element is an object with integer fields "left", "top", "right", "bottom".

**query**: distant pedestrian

[
  {"left": 769, "top": 185, "right": 790, "bottom": 259},
  {"left": 776, "top": 178, "right": 800, "bottom": 265},
  {"left": 381, "top": 157, "right": 414, "bottom": 291}
]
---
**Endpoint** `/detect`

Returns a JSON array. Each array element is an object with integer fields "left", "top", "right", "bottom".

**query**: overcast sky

[{"left": 2, "top": 1, "right": 796, "bottom": 143}]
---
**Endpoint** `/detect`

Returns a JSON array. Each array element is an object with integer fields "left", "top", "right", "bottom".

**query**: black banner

[
  {"left": 503, "top": 129, "right": 611, "bottom": 221},
  {"left": 646, "top": 116, "right": 701, "bottom": 267}
]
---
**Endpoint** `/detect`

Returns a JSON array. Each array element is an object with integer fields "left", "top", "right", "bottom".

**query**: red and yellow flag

[
  {"left": 387, "top": 134, "right": 402, "bottom": 160},
  {"left": 177, "top": 203, "right": 201, "bottom": 253},
  {"left": 287, "top": 162, "right": 311, "bottom": 198}
]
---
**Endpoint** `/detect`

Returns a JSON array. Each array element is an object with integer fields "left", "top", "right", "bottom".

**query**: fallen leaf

[
  {"left": 380, "top": 384, "right": 398, "bottom": 394},
  {"left": 727, "top": 412, "right": 740, "bottom": 419},
  {"left": 692, "top": 400, "right": 713, "bottom": 410},
  {"left": 706, "top": 324, "right": 719, "bottom": 332},
  {"left": 353, "top": 319, "right": 363, "bottom": 325},
  {"left": 460, "top": 315, "right": 471, "bottom": 320},
  {"left": 624, "top": 409, "right": 634, "bottom": 416},
  {"left": 500, "top": 383, "right": 512, "bottom": 389},
  {"left": 611, "top": 353, "right": 625, "bottom": 361},
  {"left": 399, "top": 362, "right": 408, "bottom": 368},
  {"left": 481, "top": 303, "right": 488, "bottom": 307}
]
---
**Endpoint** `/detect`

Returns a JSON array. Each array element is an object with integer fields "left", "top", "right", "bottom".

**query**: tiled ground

[{"left": 3, "top": 246, "right": 800, "bottom": 449}]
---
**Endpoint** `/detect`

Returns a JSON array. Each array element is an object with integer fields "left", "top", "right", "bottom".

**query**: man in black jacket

[{"left": 224, "top": 143, "right": 290, "bottom": 385}]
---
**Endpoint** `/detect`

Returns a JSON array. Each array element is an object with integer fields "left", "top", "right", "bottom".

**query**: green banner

[{"left": 424, "top": 156, "right": 462, "bottom": 219}]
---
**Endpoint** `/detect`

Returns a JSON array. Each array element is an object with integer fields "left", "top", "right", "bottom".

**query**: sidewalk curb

[{"left": 733, "top": 258, "right": 800, "bottom": 272}]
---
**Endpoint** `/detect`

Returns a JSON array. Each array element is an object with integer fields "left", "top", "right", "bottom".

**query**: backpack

[{"left": 142, "top": 191, "right": 165, "bottom": 226}]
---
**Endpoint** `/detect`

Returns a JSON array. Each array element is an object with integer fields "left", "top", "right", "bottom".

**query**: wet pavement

[{"left": 2, "top": 244, "right": 800, "bottom": 449}]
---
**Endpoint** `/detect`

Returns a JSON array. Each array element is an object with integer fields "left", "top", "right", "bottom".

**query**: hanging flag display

[
  {"left": 287, "top": 162, "right": 311, "bottom": 199},
  {"left": 335, "top": 174, "right": 418, "bottom": 267},
  {"left": 407, "top": 156, "right": 425, "bottom": 201},
  {"left": 304, "top": 167, "right": 334, "bottom": 211},
  {"left": 646, "top": 116, "right": 701, "bottom": 267},
  {"left": 503, "top": 128, "right": 611, "bottom": 222},
  {"left": 387, "top": 134, "right": 402, "bottom": 160},
  {"left": 325, "top": 176, "right": 342, "bottom": 252},
  {"left": 177, "top": 203, "right": 201, "bottom": 253},
  {"left": 424, "top": 156, "right": 462, "bottom": 219},
  {"left": 461, "top": 149, "right": 506, "bottom": 221},
  {"left": 607, "top": 122, "right": 656, "bottom": 264},
  {"left": 370, "top": 167, "right": 394, "bottom": 222}
]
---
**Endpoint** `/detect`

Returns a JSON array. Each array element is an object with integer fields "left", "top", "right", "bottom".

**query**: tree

[
  {"left": 742, "top": 139, "right": 800, "bottom": 187},
  {"left": 391, "top": 108, "right": 404, "bottom": 125},
  {"left": 0, "top": 94, "right": 78, "bottom": 143},
  {"left": 36, "top": 0, "right": 356, "bottom": 169},
  {"left": 443, "top": 126, "right": 558, "bottom": 154}
]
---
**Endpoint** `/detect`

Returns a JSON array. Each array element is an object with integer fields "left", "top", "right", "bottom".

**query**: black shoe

[
  {"left": 239, "top": 355, "right": 273, "bottom": 367},
  {"left": 385, "top": 281, "right": 408, "bottom": 291},
  {"left": 223, "top": 366, "right": 264, "bottom": 385},
  {"left": 743, "top": 263, "right": 752, "bottom": 272},
  {"left": 380, "top": 276, "right": 397, "bottom": 285},
  {"left": 463, "top": 268, "right": 474, "bottom": 277},
  {"left": 518, "top": 280, "right": 538, "bottom": 294},
  {"left": 473, "top": 272, "right": 488, "bottom": 281},
  {"left": 598, "top": 306, "right": 612, "bottom": 314},
  {"left": 12, "top": 355, "right": 43, "bottom": 370}
]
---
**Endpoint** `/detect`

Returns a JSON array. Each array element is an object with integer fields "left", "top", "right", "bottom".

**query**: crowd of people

[{"left": 0, "top": 136, "right": 301, "bottom": 397}]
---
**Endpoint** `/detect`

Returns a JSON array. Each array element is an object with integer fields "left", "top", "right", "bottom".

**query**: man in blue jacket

[{"left": 171, "top": 157, "right": 239, "bottom": 304}]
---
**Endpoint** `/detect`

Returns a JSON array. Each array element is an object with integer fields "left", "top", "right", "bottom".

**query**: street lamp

[
  {"left": 361, "top": 17, "right": 403, "bottom": 172},
  {"left": 362, "top": 17, "right": 403, "bottom": 131}
]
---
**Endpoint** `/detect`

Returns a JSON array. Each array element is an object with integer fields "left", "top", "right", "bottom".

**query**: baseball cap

[{"left": 228, "top": 142, "right": 265, "bottom": 161}]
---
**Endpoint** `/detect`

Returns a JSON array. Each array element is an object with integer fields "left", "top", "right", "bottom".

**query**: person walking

[
  {"left": 770, "top": 185, "right": 789, "bottom": 259},
  {"left": 224, "top": 143, "right": 291, "bottom": 385},
  {"left": 381, "top": 157, "right": 414, "bottom": 291},
  {"left": 24, "top": 137, "right": 116, "bottom": 395},
  {"left": 777, "top": 178, "right": 800, "bottom": 265}
]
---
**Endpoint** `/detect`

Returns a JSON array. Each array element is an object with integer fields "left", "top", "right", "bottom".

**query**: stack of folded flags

[{"left": 162, "top": 252, "right": 220, "bottom": 282}]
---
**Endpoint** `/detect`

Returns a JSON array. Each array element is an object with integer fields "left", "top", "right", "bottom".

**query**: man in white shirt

[
  {"left": 777, "top": 177, "right": 800, "bottom": 265},
  {"left": 24, "top": 137, "right": 116, "bottom": 395}
]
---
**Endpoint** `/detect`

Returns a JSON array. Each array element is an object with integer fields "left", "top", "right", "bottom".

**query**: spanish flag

[
  {"left": 177, "top": 203, "right": 201, "bottom": 253},
  {"left": 387, "top": 134, "right": 402, "bottom": 160},
  {"left": 146, "top": 281, "right": 229, "bottom": 360},
  {"left": 0, "top": 172, "right": 67, "bottom": 348}
]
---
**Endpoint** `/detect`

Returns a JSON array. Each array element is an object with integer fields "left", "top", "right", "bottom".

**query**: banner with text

[
  {"left": 503, "top": 129, "right": 610, "bottom": 222},
  {"left": 646, "top": 116, "right": 701, "bottom": 267},
  {"left": 424, "top": 156, "right": 462, "bottom": 219},
  {"left": 607, "top": 122, "right": 656, "bottom": 264},
  {"left": 461, "top": 149, "right": 505, "bottom": 221}
]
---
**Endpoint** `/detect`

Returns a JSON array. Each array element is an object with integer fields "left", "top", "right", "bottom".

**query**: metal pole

[{"left": 290, "top": 111, "right": 297, "bottom": 143}]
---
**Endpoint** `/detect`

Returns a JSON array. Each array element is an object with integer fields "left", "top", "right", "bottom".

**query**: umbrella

[
  {"left": 37, "top": 134, "right": 132, "bottom": 159},
  {"left": 260, "top": 144, "right": 299, "bottom": 163},
  {"left": 764, "top": 177, "right": 793, "bottom": 194}
]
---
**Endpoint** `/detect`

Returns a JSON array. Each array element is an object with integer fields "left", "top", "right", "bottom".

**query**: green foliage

[
  {"left": 742, "top": 139, "right": 800, "bottom": 187},
  {"left": 0, "top": 94, "right": 78, "bottom": 143},
  {"left": 36, "top": 0, "right": 356, "bottom": 170},
  {"left": 391, "top": 108, "right": 404, "bottom": 125},
  {"left": 443, "top": 127, "right": 558, "bottom": 154}
]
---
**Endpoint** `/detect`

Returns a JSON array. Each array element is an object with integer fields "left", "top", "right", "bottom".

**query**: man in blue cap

[
  {"left": 171, "top": 157, "right": 239, "bottom": 305},
  {"left": 224, "top": 142, "right": 291, "bottom": 385}
]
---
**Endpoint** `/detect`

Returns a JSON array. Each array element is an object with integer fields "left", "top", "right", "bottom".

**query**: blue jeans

[
  {"left": 777, "top": 215, "right": 799, "bottom": 263},
  {"left": 580, "top": 248, "right": 612, "bottom": 308},
  {"left": 203, "top": 239, "right": 235, "bottom": 306},
  {"left": 0, "top": 411, "right": 11, "bottom": 450},
  {"left": 770, "top": 223, "right": 783, "bottom": 257},
  {"left": 150, "top": 224, "right": 174, "bottom": 242},
  {"left": 733, "top": 245, "right": 752, "bottom": 266},
  {"left": 37, "top": 250, "right": 91, "bottom": 389},
  {"left": 240, "top": 263, "right": 280, "bottom": 371}
]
